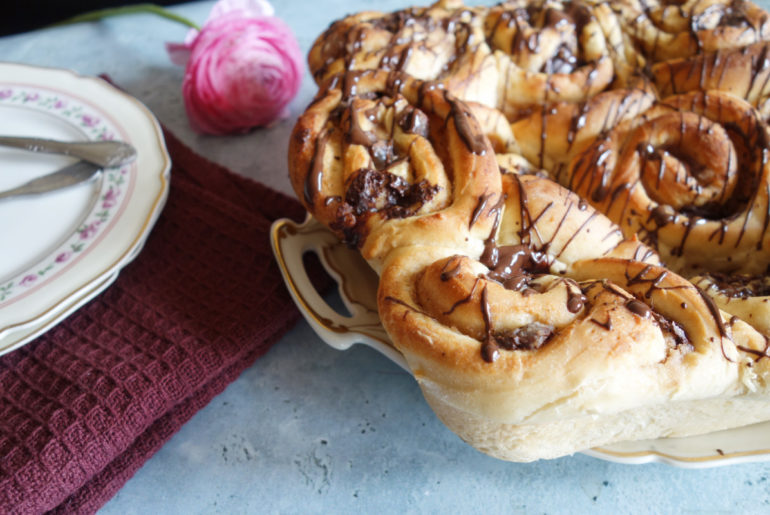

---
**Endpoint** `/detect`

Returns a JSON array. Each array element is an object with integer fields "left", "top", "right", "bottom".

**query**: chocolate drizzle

[
  {"left": 483, "top": 244, "right": 551, "bottom": 291},
  {"left": 703, "top": 272, "right": 770, "bottom": 298},
  {"left": 478, "top": 282, "right": 556, "bottom": 363},
  {"left": 486, "top": 1, "right": 594, "bottom": 75},
  {"left": 626, "top": 299, "right": 652, "bottom": 318},
  {"left": 567, "top": 288, "right": 587, "bottom": 313},
  {"left": 696, "top": 285, "right": 729, "bottom": 339},
  {"left": 469, "top": 192, "right": 500, "bottom": 230},
  {"left": 303, "top": 129, "right": 330, "bottom": 206},
  {"left": 446, "top": 93, "right": 488, "bottom": 155},
  {"left": 480, "top": 285, "right": 500, "bottom": 363},
  {"left": 396, "top": 106, "right": 430, "bottom": 137}
]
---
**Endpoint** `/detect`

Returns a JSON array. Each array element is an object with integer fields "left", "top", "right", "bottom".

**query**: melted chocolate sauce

[
  {"left": 439, "top": 256, "right": 462, "bottom": 282},
  {"left": 626, "top": 299, "right": 652, "bottom": 318},
  {"left": 483, "top": 245, "right": 551, "bottom": 291},
  {"left": 696, "top": 285, "right": 729, "bottom": 338},
  {"left": 567, "top": 288, "right": 587, "bottom": 313},
  {"left": 704, "top": 272, "right": 770, "bottom": 298},
  {"left": 446, "top": 93, "right": 488, "bottom": 155},
  {"left": 396, "top": 106, "right": 430, "bottom": 137},
  {"left": 469, "top": 192, "right": 500, "bottom": 230},
  {"left": 480, "top": 285, "right": 500, "bottom": 362}
]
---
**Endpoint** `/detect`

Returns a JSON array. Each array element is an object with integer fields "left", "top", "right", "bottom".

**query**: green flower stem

[{"left": 53, "top": 3, "right": 200, "bottom": 30}]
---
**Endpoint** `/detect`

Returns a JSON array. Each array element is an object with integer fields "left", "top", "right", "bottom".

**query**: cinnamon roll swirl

[
  {"left": 651, "top": 41, "right": 770, "bottom": 120},
  {"left": 566, "top": 90, "right": 770, "bottom": 275},
  {"left": 288, "top": 71, "right": 501, "bottom": 268},
  {"left": 479, "top": 0, "right": 637, "bottom": 119},
  {"left": 308, "top": 0, "right": 489, "bottom": 88}
]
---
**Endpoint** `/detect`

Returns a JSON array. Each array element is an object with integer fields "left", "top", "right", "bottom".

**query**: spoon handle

[
  {"left": 0, "top": 161, "right": 102, "bottom": 201},
  {"left": 0, "top": 136, "right": 136, "bottom": 168}
]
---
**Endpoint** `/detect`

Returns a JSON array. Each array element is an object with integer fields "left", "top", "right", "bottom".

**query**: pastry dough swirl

[
  {"left": 289, "top": 70, "right": 502, "bottom": 268},
  {"left": 308, "top": 0, "right": 639, "bottom": 120},
  {"left": 566, "top": 90, "right": 770, "bottom": 275},
  {"left": 614, "top": 0, "right": 770, "bottom": 63}
]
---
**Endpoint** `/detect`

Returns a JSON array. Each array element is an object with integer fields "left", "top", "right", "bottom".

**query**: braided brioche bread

[{"left": 289, "top": 0, "right": 770, "bottom": 461}]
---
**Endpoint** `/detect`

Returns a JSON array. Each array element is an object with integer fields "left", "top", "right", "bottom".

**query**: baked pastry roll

[
  {"left": 309, "top": 0, "right": 488, "bottom": 88},
  {"left": 308, "top": 0, "right": 639, "bottom": 120},
  {"left": 652, "top": 41, "right": 770, "bottom": 120},
  {"left": 479, "top": 0, "right": 639, "bottom": 119},
  {"left": 291, "top": 0, "right": 770, "bottom": 462},
  {"left": 508, "top": 83, "right": 655, "bottom": 180},
  {"left": 566, "top": 90, "right": 770, "bottom": 276},
  {"left": 692, "top": 273, "right": 770, "bottom": 339},
  {"left": 377, "top": 172, "right": 770, "bottom": 461},
  {"left": 288, "top": 70, "right": 501, "bottom": 269},
  {"left": 613, "top": 0, "right": 770, "bottom": 63}
]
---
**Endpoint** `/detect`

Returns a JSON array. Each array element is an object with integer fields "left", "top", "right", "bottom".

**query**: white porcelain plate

[
  {"left": 271, "top": 215, "right": 770, "bottom": 468},
  {"left": 0, "top": 62, "right": 170, "bottom": 355}
]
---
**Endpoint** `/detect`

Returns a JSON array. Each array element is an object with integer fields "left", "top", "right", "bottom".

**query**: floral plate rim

[{"left": 0, "top": 62, "right": 171, "bottom": 356}]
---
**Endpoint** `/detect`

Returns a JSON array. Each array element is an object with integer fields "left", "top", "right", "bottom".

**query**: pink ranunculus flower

[{"left": 166, "top": 0, "right": 303, "bottom": 134}]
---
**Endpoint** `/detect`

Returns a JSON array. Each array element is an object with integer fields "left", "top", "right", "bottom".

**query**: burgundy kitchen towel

[{"left": 0, "top": 127, "right": 323, "bottom": 514}]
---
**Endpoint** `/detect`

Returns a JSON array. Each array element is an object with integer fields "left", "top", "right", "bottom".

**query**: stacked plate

[{"left": 0, "top": 62, "right": 170, "bottom": 356}]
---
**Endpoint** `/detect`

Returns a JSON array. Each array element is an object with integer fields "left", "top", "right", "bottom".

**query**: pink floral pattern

[
  {"left": 79, "top": 221, "right": 101, "bottom": 240},
  {"left": 0, "top": 84, "right": 132, "bottom": 303},
  {"left": 19, "top": 275, "right": 37, "bottom": 287},
  {"left": 81, "top": 114, "right": 99, "bottom": 127},
  {"left": 167, "top": 0, "right": 303, "bottom": 134},
  {"left": 102, "top": 187, "right": 120, "bottom": 208}
]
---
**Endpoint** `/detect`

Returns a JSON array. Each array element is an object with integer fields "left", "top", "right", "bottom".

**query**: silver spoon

[{"left": 0, "top": 135, "right": 136, "bottom": 168}]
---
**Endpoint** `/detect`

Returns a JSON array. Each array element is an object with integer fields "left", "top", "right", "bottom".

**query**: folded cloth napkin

[{"left": 0, "top": 127, "right": 322, "bottom": 514}]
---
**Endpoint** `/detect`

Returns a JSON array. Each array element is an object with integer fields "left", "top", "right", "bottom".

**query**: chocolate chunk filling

[
  {"left": 331, "top": 167, "right": 440, "bottom": 247},
  {"left": 345, "top": 167, "right": 439, "bottom": 217},
  {"left": 494, "top": 322, "right": 555, "bottom": 351}
]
